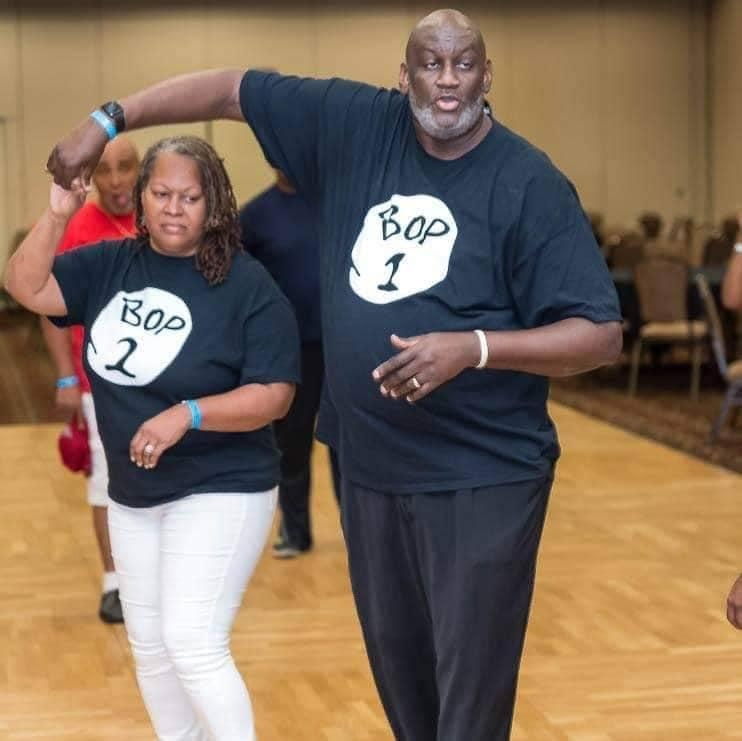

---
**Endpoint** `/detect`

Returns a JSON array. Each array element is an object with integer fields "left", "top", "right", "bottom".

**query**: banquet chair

[
  {"left": 609, "top": 233, "right": 645, "bottom": 269},
  {"left": 628, "top": 257, "right": 708, "bottom": 399}
]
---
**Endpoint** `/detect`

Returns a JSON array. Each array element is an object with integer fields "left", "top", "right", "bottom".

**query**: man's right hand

[
  {"left": 56, "top": 385, "right": 82, "bottom": 417},
  {"left": 46, "top": 117, "right": 109, "bottom": 189}
]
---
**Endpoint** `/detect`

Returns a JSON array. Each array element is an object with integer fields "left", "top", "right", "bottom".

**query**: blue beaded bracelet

[
  {"left": 182, "top": 399, "right": 202, "bottom": 430},
  {"left": 56, "top": 375, "right": 79, "bottom": 389},
  {"left": 89, "top": 109, "right": 117, "bottom": 140}
]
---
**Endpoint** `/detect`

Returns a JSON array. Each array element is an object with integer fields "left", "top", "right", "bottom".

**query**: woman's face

[{"left": 141, "top": 151, "right": 207, "bottom": 257}]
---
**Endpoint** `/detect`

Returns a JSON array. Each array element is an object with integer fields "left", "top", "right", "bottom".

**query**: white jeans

[
  {"left": 81, "top": 392, "right": 109, "bottom": 506},
  {"left": 108, "top": 490, "right": 277, "bottom": 741}
]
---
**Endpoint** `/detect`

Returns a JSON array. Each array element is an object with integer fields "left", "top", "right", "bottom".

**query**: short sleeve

[
  {"left": 240, "top": 71, "right": 331, "bottom": 197},
  {"left": 239, "top": 263, "right": 301, "bottom": 386},
  {"left": 240, "top": 70, "right": 393, "bottom": 202},
  {"left": 509, "top": 174, "right": 621, "bottom": 328},
  {"left": 49, "top": 242, "right": 106, "bottom": 327}
]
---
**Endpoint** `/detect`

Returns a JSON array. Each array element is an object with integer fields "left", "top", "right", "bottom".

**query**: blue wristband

[
  {"left": 182, "top": 399, "right": 202, "bottom": 430},
  {"left": 56, "top": 375, "right": 79, "bottom": 389},
  {"left": 89, "top": 109, "right": 117, "bottom": 140}
]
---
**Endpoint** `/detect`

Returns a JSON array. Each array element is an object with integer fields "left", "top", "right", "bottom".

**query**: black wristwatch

[{"left": 100, "top": 100, "right": 126, "bottom": 134}]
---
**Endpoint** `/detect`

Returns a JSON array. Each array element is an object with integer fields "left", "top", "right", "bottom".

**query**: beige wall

[
  {"left": 710, "top": 0, "right": 742, "bottom": 223},
  {"left": 0, "top": 1, "right": 713, "bottom": 264},
  {"left": 477, "top": 0, "right": 709, "bottom": 230}
]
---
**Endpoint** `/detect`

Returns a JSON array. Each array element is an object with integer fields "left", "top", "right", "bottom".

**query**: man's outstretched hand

[{"left": 46, "top": 117, "right": 109, "bottom": 189}]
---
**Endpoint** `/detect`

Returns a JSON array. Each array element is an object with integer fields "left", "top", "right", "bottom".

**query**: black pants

[
  {"left": 274, "top": 342, "right": 341, "bottom": 548},
  {"left": 340, "top": 474, "right": 553, "bottom": 741}
]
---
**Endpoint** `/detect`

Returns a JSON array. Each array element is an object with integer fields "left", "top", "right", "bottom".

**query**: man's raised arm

[{"left": 47, "top": 69, "right": 245, "bottom": 189}]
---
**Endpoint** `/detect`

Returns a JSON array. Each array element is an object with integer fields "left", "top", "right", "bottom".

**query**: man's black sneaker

[{"left": 99, "top": 589, "right": 124, "bottom": 624}]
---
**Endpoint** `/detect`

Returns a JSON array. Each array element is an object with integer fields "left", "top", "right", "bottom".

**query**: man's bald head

[
  {"left": 93, "top": 135, "right": 140, "bottom": 216},
  {"left": 99, "top": 135, "right": 138, "bottom": 168},
  {"left": 405, "top": 9, "right": 486, "bottom": 66}
]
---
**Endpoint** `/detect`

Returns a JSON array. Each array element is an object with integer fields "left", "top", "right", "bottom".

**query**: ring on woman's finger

[
  {"left": 410, "top": 376, "right": 422, "bottom": 390},
  {"left": 143, "top": 443, "right": 155, "bottom": 456}
]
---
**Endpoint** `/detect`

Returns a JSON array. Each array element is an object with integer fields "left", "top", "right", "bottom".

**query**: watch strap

[{"left": 89, "top": 110, "right": 117, "bottom": 140}]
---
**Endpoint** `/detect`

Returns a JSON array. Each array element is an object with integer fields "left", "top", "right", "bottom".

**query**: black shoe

[
  {"left": 99, "top": 589, "right": 124, "bottom": 624},
  {"left": 272, "top": 533, "right": 311, "bottom": 559}
]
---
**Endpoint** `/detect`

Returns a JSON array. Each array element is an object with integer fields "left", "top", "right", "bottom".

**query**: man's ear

[
  {"left": 399, "top": 62, "right": 410, "bottom": 94},
  {"left": 483, "top": 59, "right": 493, "bottom": 94}
]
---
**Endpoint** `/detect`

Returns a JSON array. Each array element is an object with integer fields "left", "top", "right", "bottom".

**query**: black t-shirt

[
  {"left": 239, "top": 185, "right": 321, "bottom": 343},
  {"left": 240, "top": 71, "right": 621, "bottom": 492},
  {"left": 51, "top": 239, "right": 301, "bottom": 507}
]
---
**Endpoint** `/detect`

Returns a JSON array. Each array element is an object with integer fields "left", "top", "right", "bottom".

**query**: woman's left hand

[
  {"left": 129, "top": 404, "right": 192, "bottom": 470},
  {"left": 49, "top": 182, "right": 88, "bottom": 221}
]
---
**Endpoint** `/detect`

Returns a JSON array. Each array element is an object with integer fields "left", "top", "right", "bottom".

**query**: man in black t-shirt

[{"left": 47, "top": 9, "right": 623, "bottom": 740}]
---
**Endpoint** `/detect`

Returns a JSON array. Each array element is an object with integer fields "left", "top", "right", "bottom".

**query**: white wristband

[
  {"left": 473, "top": 329, "right": 488, "bottom": 370},
  {"left": 734, "top": 242, "right": 742, "bottom": 254}
]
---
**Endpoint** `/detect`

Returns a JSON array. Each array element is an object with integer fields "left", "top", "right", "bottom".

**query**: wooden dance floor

[{"left": 0, "top": 403, "right": 740, "bottom": 739}]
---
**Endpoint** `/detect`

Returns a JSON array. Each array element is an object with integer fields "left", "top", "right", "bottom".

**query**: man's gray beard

[{"left": 408, "top": 89, "right": 485, "bottom": 141}]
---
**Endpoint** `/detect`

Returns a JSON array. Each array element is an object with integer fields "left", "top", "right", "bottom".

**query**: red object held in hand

[{"left": 58, "top": 416, "right": 91, "bottom": 476}]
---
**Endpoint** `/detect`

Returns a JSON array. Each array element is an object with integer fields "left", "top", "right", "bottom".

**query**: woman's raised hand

[{"left": 49, "top": 181, "right": 88, "bottom": 221}]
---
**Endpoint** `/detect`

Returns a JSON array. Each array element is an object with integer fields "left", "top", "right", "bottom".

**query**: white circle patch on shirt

[
  {"left": 87, "top": 288, "right": 193, "bottom": 387},
  {"left": 349, "top": 194, "right": 458, "bottom": 305}
]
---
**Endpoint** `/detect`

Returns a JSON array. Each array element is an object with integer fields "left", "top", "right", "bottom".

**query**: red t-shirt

[{"left": 56, "top": 202, "right": 136, "bottom": 392}]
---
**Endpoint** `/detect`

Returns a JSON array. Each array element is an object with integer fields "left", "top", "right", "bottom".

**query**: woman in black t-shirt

[{"left": 6, "top": 136, "right": 300, "bottom": 740}]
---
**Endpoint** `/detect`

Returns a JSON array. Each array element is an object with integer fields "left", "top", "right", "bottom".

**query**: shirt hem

[
  {"left": 109, "top": 479, "right": 278, "bottom": 508},
  {"left": 342, "top": 467, "right": 554, "bottom": 495}
]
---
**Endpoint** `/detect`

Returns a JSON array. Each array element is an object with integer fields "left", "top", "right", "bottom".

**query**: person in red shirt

[{"left": 40, "top": 135, "right": 139, "bottom": 623}]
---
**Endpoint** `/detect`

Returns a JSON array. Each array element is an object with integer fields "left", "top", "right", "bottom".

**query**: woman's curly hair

[{"left": 134, "top": 136, "right": 241, "bottom": 285}]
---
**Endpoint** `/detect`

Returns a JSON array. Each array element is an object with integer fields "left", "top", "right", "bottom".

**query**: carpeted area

[{"left": 551, "top": 363, "right": 742, "bottom": 474}]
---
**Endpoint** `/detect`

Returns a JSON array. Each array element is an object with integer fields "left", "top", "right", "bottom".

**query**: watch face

[{"left": 101, "top": 101, "right": 125, "bottom": 131}]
